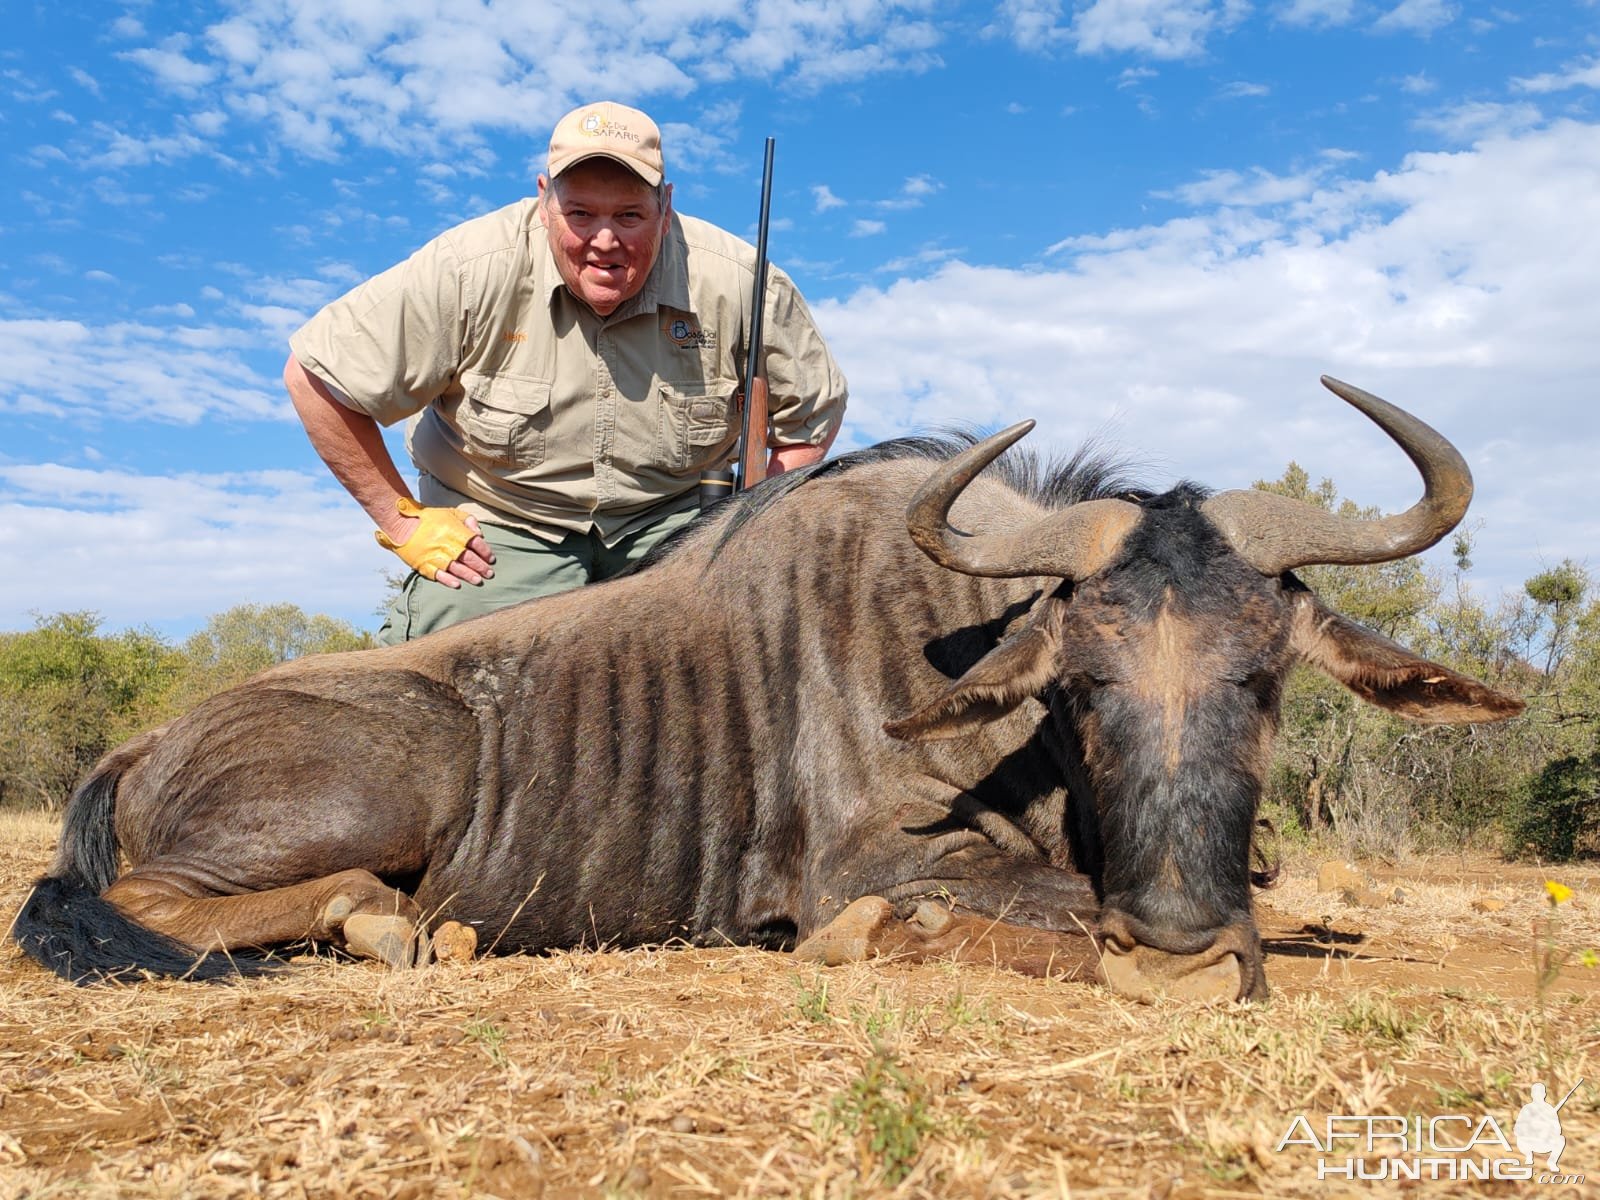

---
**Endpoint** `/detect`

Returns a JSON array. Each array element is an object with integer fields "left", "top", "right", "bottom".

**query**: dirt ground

[{"left": 3, "top": 810, "right": 1598, "bottom": 1199}]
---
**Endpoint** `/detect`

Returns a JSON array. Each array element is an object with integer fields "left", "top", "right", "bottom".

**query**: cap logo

[{"left": 579, "top": 111, "right": 641, "bottom": 144}]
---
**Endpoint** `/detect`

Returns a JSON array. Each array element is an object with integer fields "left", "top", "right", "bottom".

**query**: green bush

[
  {"left": 1505, "top": 748, "right": 1600, "bottom": 861},
  {"left": 0, "top": 605, "right": 370, "bottom": 810}
]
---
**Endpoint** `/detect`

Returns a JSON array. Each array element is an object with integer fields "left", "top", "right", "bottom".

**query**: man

[{"left": 284, "top": 101, "right": 847, "bottom": 642}]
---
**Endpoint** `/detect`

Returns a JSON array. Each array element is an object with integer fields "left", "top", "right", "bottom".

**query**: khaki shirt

[{"left": 290, "top": 200, "right": 848, "bottom": 544}]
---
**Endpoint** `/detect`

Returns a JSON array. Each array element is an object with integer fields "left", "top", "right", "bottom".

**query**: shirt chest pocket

[
  {"left": 459, "top": 373, "right": 552, "bottom": 468},
  {"left": 656, "top": 378, "right": 739, "bottom": 473}
]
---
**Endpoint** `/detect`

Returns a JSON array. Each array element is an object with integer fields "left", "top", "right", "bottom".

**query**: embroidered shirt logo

[
  {"left": 502, "top": 331, "right": 527, "bottom": 343},
  {"left": 662, "top": 316, "right": 716, "bottom": 349}
]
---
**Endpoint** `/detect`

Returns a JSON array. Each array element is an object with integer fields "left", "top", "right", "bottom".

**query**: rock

[
  {"left": 1472, "top": 897, "right": 1506, "bottom": 913},
  {"left": 1318, "top": 861, "right": 1368, "bottom": 893},
  {"left": 1339, "top": 886, "right": 1399, "bottom": 909},
  {"left": 670, "top": 1114, "right": 696, "bottom": 1134}
]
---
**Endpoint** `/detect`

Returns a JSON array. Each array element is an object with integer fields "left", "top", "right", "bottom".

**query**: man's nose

[{"left": 590, "top": 223, "right": 621, "bottom": 250}]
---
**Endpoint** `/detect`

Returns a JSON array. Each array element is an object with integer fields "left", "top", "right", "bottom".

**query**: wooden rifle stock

[{"left": 699, "top": 137, "right": 775, "bottom": 511}]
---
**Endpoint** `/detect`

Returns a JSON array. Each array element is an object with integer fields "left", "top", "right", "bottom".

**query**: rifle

[{"left": 699, "top": 136, "right": 775, "bottom": 511}]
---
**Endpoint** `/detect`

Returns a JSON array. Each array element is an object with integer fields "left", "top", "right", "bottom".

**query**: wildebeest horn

[
  {"left": 905, "top": 421, "right": 1142, "bottom": 579},
  {"left": 1200, "top": 377, "right": 1473, "bottom": 576}
]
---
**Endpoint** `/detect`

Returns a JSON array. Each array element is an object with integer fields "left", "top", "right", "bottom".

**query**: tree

[
  {"left": 0, "top": 613, "right": 178, "bottom": 809},
  {"left": 152, "top": 603, "right": 374, "bottom": 719},
  {"left": 0, "top": 605, "right": 372, "bottom": 810}
]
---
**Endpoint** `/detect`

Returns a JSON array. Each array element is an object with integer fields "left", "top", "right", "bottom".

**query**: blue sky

[{"left": 3, "top": 1, "right": 1597, "bottom": 637}]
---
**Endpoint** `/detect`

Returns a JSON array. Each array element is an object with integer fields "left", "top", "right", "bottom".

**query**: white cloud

[
  {"left": 1372, "top": 0, "right": 1458, "bottom": 35},
  {"left": 113, "top": 1, "right": 946, "bottom": 159},
  {"left": 813, "top": 120, "right": 1600, "bottom": 600},
  {"left": 1076, "top": 0, "right": 1252, "bottom": 59},
  {"left": 0, "top": 465, "right": 385, "bottom": 630},
  {"left": 118, "top": 35, "right": 218, "bottom": 94},
  {"left": 1275, "top": 0, "right": 1356, "bottom": 25},
  {"left": 850, "top": 219, "right": 888, "bottom": 237},
  {"left": 812, "top": 184, "right": 847, "bottom": 212},
  {"left": 1219, "top": 80, "right": 1270, "bottom": 99},
  {"left": 1400, "top": 72, "right": 1436, "bottom": 94},
  {"left": 874, "top": 174, "right": 943, "bottom": 211},
  {"left": 999, "top": 0, "right": 1250, "bottom": 59},
  {"left": 69, "top": 68, "right": 102, "bottom": 97},
  {"left": 0, "top": 319, "right": 285, "bottom": 425},
  {"left": 1514, "top": 55, "right": 1600, "bottom": 94},
  {"left": 878, "top": 243, "right": 963, "bottom": 273},
  {"left": 1411, "top": 100, "right": 1543, "bottom": 143},
  {"left": 1156, "top": 166, "right": 1322, "bottom": 207}
]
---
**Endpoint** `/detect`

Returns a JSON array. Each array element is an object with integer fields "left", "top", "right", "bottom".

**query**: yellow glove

[{"left": 375, "top": 498, "right": 474, "bottom": 580}]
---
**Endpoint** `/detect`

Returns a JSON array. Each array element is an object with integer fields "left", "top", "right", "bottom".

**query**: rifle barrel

[{"left": 734, "top": 137, "right": 776, "bottom": 494}]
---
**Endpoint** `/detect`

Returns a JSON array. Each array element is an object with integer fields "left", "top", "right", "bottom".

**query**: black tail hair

[{"left": 11, "top": 759, "right": 280, "bottom": 985}]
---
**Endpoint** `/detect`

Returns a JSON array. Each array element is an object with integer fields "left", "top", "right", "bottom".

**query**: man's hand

[{"left": 375, "top": 498, "right": 496, "bottom": 589}]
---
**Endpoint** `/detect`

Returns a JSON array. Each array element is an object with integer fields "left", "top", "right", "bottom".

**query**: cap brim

[{"left": 548, "top": 150, "right": 662, "bottom": 188}]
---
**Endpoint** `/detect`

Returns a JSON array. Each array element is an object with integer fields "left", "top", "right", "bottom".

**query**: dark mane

[{"left": 623, "top": 430, "right": 1150, "bottom": 575}]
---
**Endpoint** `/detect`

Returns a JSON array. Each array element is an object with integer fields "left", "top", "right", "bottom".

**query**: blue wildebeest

[{"left": 13, "top": 378, "right": 1522, "bottom": 1000}]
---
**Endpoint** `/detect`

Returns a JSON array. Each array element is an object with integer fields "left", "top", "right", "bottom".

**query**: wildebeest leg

[
  {"left": 104, "top": 867, "right": 432, "bottom": 967},
  {"left": 798, "top": 840, "right": 1246, "bottom": 1001},
  {"left": 794, "top": 895, "right": 1101, "bottom": 982},
  {"left": 797, "top": 839, "right": 1104, "bottom": 979}
]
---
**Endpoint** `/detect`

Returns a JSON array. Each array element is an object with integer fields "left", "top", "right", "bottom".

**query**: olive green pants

[{"left": 377, "top": 506, "right": 698, "bottom": 644}]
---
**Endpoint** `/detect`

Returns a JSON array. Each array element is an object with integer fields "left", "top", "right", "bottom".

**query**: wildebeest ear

[
  {"left": 884, "top": 617, "right": 1061, "bottom": 743},
  {"left": 1291, "top": 596, "right": 1525, "bottom": 724}
]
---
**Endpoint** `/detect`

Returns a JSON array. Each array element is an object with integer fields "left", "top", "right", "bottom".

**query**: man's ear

[
  {"left": 1291, "top": 595, "right": 1525, "bottom": 723},
  {"left": 885, "top": 608, "right": 1062, "bottom": 743}
]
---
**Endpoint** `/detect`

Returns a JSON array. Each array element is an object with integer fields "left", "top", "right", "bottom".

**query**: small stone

[
  {"left": 431, "top": 921, "right": 478, "bottom": 963},
  {"left": 1473, "top": 897, "right": 1506, "bottom": 913},
  {"left": 670, "top": 1114, "right": 696, "bottom": 1134},
  {"left": 621, "top": 1165, "right": 651, "bottom": 1191}
]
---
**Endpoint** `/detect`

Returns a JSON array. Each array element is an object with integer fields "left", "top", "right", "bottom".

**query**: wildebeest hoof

[
  {"left": 431, "top": 920, "right": 478, "bottom": 963},
  {"left": 908, "top": 900, "right": 954, "bottom": 935},
  {"left": 1098, "top": 942, "right": 1243, "bottom": 1004},
  {"left": 319, "top": 893, "right": 356, "bottom": 934},
  {"left": 793, "top": 896, "right": 894, "bottom": 965},
  {"left": 343, "top": 913, "right": 423, "bottom": 968}
]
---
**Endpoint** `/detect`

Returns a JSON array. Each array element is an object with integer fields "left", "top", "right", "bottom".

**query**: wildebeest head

[{"left": 884, "top": 378, "right": 1524, "bottom": 1000}]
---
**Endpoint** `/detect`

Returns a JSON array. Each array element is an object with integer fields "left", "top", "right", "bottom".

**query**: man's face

[{"left": 538, "top": 160, "right": 672, "bottom": 316}]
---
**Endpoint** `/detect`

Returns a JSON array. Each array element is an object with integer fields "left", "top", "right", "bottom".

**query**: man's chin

[{"left": 576, "top": 282, "right": 628, "bottom": 315}]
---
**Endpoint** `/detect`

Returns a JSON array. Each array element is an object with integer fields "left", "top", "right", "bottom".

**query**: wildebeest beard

[{"left": 12, "top": 379, "right": 1524, "bottom": 1003}]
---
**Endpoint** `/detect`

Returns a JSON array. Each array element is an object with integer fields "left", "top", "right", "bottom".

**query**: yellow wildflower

[{"left": 1545, "top": 880, "right": 1574, "bottom": 906}]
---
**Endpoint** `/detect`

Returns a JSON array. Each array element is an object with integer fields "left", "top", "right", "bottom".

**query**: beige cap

[{"left": 547, "top": 101, "right": 664, "bottom": 187}]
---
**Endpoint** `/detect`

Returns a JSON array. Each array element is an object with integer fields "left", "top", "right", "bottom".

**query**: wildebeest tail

[{"left": 10, "top": 755, "right": 280, "bottom": 985}]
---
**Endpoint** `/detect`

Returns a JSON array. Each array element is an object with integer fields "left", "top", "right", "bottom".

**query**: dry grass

[{"left": 3, "top": 818, "right": 1598, "bottom": 1198}]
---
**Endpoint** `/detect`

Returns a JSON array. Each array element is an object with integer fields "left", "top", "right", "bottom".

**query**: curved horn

[
  {"left": 906, "top": 421, "right": 1141, "bottom": 580},
  {"left": 1201, "top": 376, "right": 1473, "bottom": 576}
]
